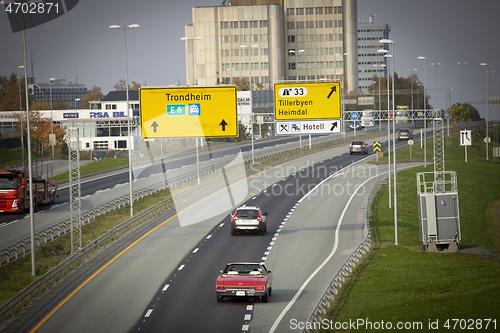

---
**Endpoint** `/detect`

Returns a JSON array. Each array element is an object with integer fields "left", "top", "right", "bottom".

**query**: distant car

[
  {"left": 398, "top": 128, "right": 413, "bottom": 140},
  {"left": 350, "top": 140, "right": 368, "bottom": 155},
  {"left": 350, "top": 121, "right": 362, "bottom": 131},
  {"left": 93, "top": 151, "right": 109, "bottom": 160},
  {"left": 215, "top": 262, "right": 273, "bottom": 303},
  {"left": 231, "top": 205, "right": 267, "bottom": 235}
]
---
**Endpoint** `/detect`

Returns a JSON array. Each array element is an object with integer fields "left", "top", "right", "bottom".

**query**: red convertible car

[{"left": 215, "top": 262, "right": 273, "bottom": 302}]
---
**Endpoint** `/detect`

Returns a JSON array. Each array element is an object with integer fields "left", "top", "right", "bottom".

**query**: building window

[
  {"left": 306, "top": 34, "right": 314, "bottom": 42},
  {"left": 315, "top": 21, "right": 323, "bottom": 28},
  {"left": 262, "top": 48, "right": 268, "bottom": 56},
  {"left": 317, "top": 62, "right": 324, "bottom": 68},
  {"left": 261, "top": 62, "right": 269, "bottom": 69},
  {"left": 260, "top": 20, "right": 268, "bottom": 28},
  {"left": 288, "top": 49, "right": 295, "bottom": 56},
  {"left": 220, "top": 21, "right": 229, "bottom": 29},
  {"left": 307, "top": 62, "right": 315, "bottom": 69},
  {"left": 287, "top": 21, "right": 295, "bottom": 29},
  {"left": 231, "top": 21, "right": 238, "bottom": 29},
  {"left": 288, "top": 35, "right": 295, "bottom": 43},
  {"left": 222, "top": 35, "right": 229, "bottom": 43},
  {"left": 297, "top": 21, "right": 304, "bottom": 29},
  {"left": 306, "top": 21, "right": 314, "bottom": 28},
  {"left": 315, "top": 7, "right": 324, "bottom": 15},
  {"left": 316, "top": 34, "right": 324, "bottom": 42},
  {"left": 231, "top": 49, "right": 239, "bottom": 57},
  {"left": 335, "top": 20, "right": 343, "bottom": 28},
  {"left": 231, "top": 35, "right": 239, "bottom": 43},
  {"left": 316, "top": 48, "right": 324, "bottom": 55},
  {"left": 288, "top": 62, "right": 296, "bottom": 70},
  {"left": 307, "top": 49, "right": 315, "bottom": 56},
  {"left": 260, "top": 34, "right": 268, "bottom": 42},
  {"left": 241, "top": 21, "right": 248, "bottom": 28},
  {"left": 286, "top": 8, "right": 294, "bottom": 15},
  {"left": 296, "top": 8, "right": 304, "bottom": 15},
  {"left": 306, "top": 7, "right": 314, "bottom": 15},
  {"left": 325, "top": 20, "right": 333, "bottom": 28},
  {"left": 251, "top": 34, "right": 259, "bottom": 42},
  {"left": 335, "top": 6, "right": 342, "bottom": 14},
  {"left": 297, "top": 35, "right": 305, "bottom": 42}
]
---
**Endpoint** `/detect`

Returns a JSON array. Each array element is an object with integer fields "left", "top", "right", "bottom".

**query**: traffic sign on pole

[
  {"left": 140, "top": 86, "right": 238, "bottom": 138},
  {"left": 276, "top": 119, "right": 340, "bottom": 135},
  {"left": 460, "top": 130, "right": 471, "bottom": 146},
  {"left": 274, "top": 82, "right": 341, "bottom": 120}
]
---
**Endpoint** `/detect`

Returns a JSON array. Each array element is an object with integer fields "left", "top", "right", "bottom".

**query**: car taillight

[
  {"left": 232, "top": 211, "right": 238, "bottom": 221},
  {"left": 257, "top": 212, "right": 263, "bottom": 221},
  {"left": 255, "top": 286, "right": 265, "bottom": 291},
  {"left": 216, "top": 285, "right": 226, "bottom": 291}
]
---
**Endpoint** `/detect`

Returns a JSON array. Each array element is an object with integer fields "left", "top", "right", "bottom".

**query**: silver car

[
  {"left": 231, "top": 206, "right": 267, "bottom": 235},
  {"left": 398, "top": 128, "right": 413, "bottom": 140},
  {"left": 349, "top": 140, "right": 368, "bottom": 155}
]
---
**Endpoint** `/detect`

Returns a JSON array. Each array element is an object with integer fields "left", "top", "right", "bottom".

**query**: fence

[{"left": 0, "top": 128, "right": 387, "bottom": 324}]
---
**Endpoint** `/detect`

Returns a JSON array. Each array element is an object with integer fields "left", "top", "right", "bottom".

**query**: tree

[
  {"left": 113, "top": 79, "right": 141, "bottom": 91},
  {"left": 232, "top": 77, "right": 250, "bottom": 91},
  {"left": 13, "top": 108, "right": 66, "bottom": 154},
  {"left": 462, "top": 103, "right": 481, "bottom": 121},
  {"left": 0, "top": 73, "right": 27, "bottom": 111},
  {"left": 81, "top": 85, "right": 104, "bottom": 108},
  {"left": 449, "top": 103, "right": 470, "bottom": 136},
  {"left": 472, "top": 127, "right": 485, "bottom": 156},
  {"left": 31, "top": 99, "right": 51, "bottom": 110}
]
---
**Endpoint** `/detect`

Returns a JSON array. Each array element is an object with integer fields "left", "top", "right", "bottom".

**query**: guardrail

[
  {"left": 0, "top": 128, "right": 387, "bottom": 324},
  {"left": 302, "top": 180, "right": 388, "bottom": 333}
]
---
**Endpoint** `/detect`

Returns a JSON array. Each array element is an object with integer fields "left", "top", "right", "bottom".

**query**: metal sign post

[{"left": 460, "top": 129, "right": 471, "bottom": 162}]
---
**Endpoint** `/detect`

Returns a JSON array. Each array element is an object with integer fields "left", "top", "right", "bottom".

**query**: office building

[
  {"left": 183, "top": 0, "right": 358, "bottom": 94},
  {"left": 357, "top": 15, "right": 390, "bottom": 92},
  {"left": 29, "top": 79, "right": 88, "bottom": 109}
]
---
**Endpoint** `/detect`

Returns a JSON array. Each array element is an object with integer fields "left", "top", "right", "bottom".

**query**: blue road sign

[{"left": 352, "top": 112, "right": 358, "bottom": 120}]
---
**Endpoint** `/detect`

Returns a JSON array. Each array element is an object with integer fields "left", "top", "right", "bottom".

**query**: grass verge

[
  {"left": 318, "top": 133, "right": 500, "bottom": 332},
  {"left": 0, "top": 188, "right": 171, "bottom": 308}
]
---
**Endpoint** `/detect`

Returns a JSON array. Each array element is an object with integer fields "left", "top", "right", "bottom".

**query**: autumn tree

[
  {"left": 53, "top": 98, "right": 69, "bottom": 110},
  {"left": 81, "top": 85, "right": 103, "bottom": 108},
  {"left": 13, "top": 108, "right": 66, "bottom": 154},
  {"left": 113, "top": 79, "right": 141, "bottom": 91},
  {"left": 449, "top": 103, "right": 470, "bottom": 136},
  {"left": 31, "top": 99, "right": 51, "bottom": 110}
]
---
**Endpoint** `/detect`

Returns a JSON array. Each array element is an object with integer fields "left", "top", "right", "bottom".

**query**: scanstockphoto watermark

[
  {"left": 290, "top": 318, "right": 425, "bottom": 331},
  {"left": 290, "top": 318, "right": 497, "bottom": 331}
]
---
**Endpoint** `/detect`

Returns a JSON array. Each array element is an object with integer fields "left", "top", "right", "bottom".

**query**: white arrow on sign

[
  {"left": 460, "top": 130, "right": 472, "bottom": 146},
  {"left": 276, "top": 120, "right": 341, "bottom": 135}
]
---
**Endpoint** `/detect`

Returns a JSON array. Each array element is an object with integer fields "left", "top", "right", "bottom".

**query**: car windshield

[
  {"left": 0, "top": 177, "right": 17, "bottom": 190},
  {"left": 224, "top": 264, "right": 265, "bottom": 276},
  {"left": 352, "top": 141, "right": 364, "bottom": 145},
  {"left": 235, "top": 209, "right": 259, "bottom": 219}
]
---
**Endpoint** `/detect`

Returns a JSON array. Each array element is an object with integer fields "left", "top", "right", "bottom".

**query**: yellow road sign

[
  {"left": 373, "top": 141, "right": 381, "bottom": 152},
  {"left": 140, "top": 86, "right": 238, "bottom": 138},
  {"left": 274, "top": 81, "right": 341, "bottom": 120}
]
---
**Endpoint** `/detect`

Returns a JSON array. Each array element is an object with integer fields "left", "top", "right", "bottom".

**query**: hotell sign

[{"left": 274, "top": 81, "right": 341, "bottom": 120}]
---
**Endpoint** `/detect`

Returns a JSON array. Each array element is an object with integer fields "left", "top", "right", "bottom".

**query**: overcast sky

[{"left": 1, "top": 0, "right": 498, "bottom": 119}]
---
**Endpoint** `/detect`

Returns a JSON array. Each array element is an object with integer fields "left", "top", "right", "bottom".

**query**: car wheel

[
  {"left": 261, "top": 291, "right": 269, "bottom": 303},
  {"left": 217, "top": 294, "right": 224, "bottom": 302},
  {"left": 268, "top": 287, "right": 272, "bottom": 296},
  {"left": 231, "top": 228, "right": 236, "bottom": 235}
]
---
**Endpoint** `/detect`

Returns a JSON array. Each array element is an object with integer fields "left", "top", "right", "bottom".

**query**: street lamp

[
  {"left": 380, "top": 38, "right": 398, "bottom": 246},
  {"left": 457, "top": 62, "right": 467, "bottom": 104},
  {"left": 181, "top": 36, "right": 204, "bottom": 184},
  {"left": 431, "top": 62, "right": 441, "bottom": 110},
  {"left": 49, "top": 78, "right": 55, "bottom": 159},
  {"left": 240, "top": 44, "right": 259, "bottom": 164},
  {"left": 418, "top": 56, "right": 427, "bottom": 167},
  {"left": 109, "top": 23, "right": 139, "bottom": 217},
  {"left": 411, "top": 69, "right": 417, "bottom": 110},
  {"left": 378, "top": 49, "right": 391, "bottom": 209},
  {"left": 18, "top": 65, "right": 25, "bottom": 165},
  {"left": 480, "top": 63, "right": 489, "bottom": 160}
]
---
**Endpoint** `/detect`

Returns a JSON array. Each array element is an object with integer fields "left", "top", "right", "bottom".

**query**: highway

[{"left": 2, "top": 131, "right": 424, "bottom": 333}]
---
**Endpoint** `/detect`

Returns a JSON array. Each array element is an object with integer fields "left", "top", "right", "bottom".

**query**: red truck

[
  {"left": 0, "top": 169, "right": 58, "bottom": 213},
  {"left": 215, "top": 262, "right": 273, "bottom": 303}
]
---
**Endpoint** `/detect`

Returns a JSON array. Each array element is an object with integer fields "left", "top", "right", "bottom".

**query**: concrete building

[
  {"left": 183, "top": 0, "right": 358, "bottom": 94},
  {"left": 357, "top": 15, "right": 390, "bottom": 92},
  {"left": 29, "top": 79, "right": 88, "bottom": 109}
]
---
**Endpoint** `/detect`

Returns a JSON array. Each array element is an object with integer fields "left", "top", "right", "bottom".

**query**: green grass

[
  {"left": 319, "top": 133, "right": 500, "bottom": 332},
  {"left": 52, "top": 157, "right": 130, "bottom": 182}
]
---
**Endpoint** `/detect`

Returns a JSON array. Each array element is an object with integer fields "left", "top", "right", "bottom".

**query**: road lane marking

[
  {"left": 192, "top": 248, "right": 199, "bottom": 253},
  {"left": 162, "top": 284, "right": 170, "bottom": 292},
  {"left": 29, "top": 141, "right": 357, "bottom": 332},
  {"left": 144, "top": 309, "right": 153, "bottom": 317},
  {"left": 178, "top": 265, "right": 185, "bottom": 271},
  {"left": 268, "top": 171, "right": 387, "bottom": 333}
]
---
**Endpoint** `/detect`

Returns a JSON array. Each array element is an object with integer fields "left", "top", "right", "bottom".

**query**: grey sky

[{"left": 1, "top": 0, "right": 498, "bottom": 119}]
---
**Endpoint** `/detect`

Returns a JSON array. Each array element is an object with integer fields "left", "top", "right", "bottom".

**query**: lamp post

[
  {"left": 18, "top": 65, "right": 25, "bottom": 166},
  {"left": 240, "top": 44, "right": 259, "bottom": 164},
  {"left": 480, "top": 63, "right": 489, "bottom": 160},
  {"left": 109, "top": 23, "right": 139, "bottom": 217},
  {"left": 457, "top": 62, "right": 467, "bottom": 104},
  {"left": 418, "top": 56, "right": 427, "bottom": 167},
  {"left": 431, "top": 62, "right": 441, "bottom": 110},
  {"left": 380, "top": 38, "right": 398, "bottom": 246},
  {"left": 181, "top": 36, "right": 204, "bottom": 184},
  {"left": 411, "top": 69, "right": 417, "bottom": 110},
  {"left": 378, "top": 49, "right": 391, "bottom": 209},
  {"left": 49, "top": 78, "right": 55, "bottom": 159}
]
